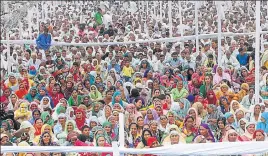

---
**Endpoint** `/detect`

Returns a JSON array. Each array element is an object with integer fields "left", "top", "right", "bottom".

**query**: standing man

[
  {"left": 36, "top": 27, "right": 52, "bottom": 52},
  {"left": 94, "top": 8, "right": 103, "bottom": 26}
]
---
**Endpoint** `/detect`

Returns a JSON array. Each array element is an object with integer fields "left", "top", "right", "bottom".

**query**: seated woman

[
  {"left": 33, "top": 124, "right": 58, "bottom": 144},
  {"left": 161, "top": 124, "right": 186, "bottom": 146},
  {"left": 214, "top": 117, "right": 227, "bottom": 141},
  {"left": 232, "top": 111, "right": 245, "bottom": 133},
  {"left": 87, "top": 102, "right": 104, "bottom": 118},
  {"left": 222, "top": 129, "right": 240, "bottom": 142},
  {"left": 252, "top": 130, "right": 267, "bottom": 141},
  {"left": 247, "top": 104, "right": 262, "bottom": 124},
  {"left": 203, "top": 104, "right": 224, "bottom": 132},
  {"left": 68, "top": 88, "right": 82, "bottom": 107},
  {"left": 144, "top": 109, "right": 159, "bottom": 125},
  {"left": 171, "top": 80, "right": 189, "bottom": 102},
  {"left": 180, "top": 116, "right": 198, "bottom": 143},
  {"left": 239, "top": 122, "right": 256, "bottom": 141},
  {"left": 75, "top": 108, "right": 86, "bottom": 130},
  {"left": 91, "top": 134, "right": 112, "bottom": 156},
  {"left": 14, "top": 102, "right": 32, "bottom": 123},
  {"left": 256, "top": 112, "right": 268, "bottom": 133},
  {"left": 230, "top": 100, "right": 247, "bottom": 114},
  {"left": 40, "top": 111, "right": 54, "bottom": 127},
  {"left": 213, "top": 66, "right": 231, "bottom": 85},
  {"left": 218, "top": 97, "right": 230, "bottom": 114},
  {"left": 196, "top": 123, "right": 215, "bottom": 142},
  {"left": 224, "top": 112, "right": 238, "bottom": 129},
  {"left": 56, "top": 120, "right": 80, "bottom": 146},
  {"left": 215, "top": 83, "right": 234, "bottom": 103},
  {"left": 89, "top": 85, "right": 103, "bottom": 102},
  {"left": 110, "top": 91, "right": 128, "bottom": 109},
  {"left": 192, "top": 102, "right": 207, "bottom": 119},
  {"left": 187, "top": 108, "right": 202, "bottom": 127},
  {"left": 14, "top": 121, "right": 36, "bottom": 142},
  {"left": 33, "top": 118, "right": 43, "bottom": 138},
  {"left": 38, "top": 131, "right": 58, "bottom": 146},
  {"left": 136, "top": 129, "right": 153, "bottom": 149},
  {"left": 39, "top": 96, "right": 53, "bottom": 111},
  {"left": 127, "top": 122, "right": 142, "bottom": 148},
  {"left": 102, "top": 121, "right": 116, "bottom": 142},
  {"left": 148, "top": 120, "right": 163, "bottom": 143},
  {"left": 144, "top": 137, "right": 161, "bottom": 156},
  {"left": 238, "top": 83, "right": 249, "bottom": 101}
]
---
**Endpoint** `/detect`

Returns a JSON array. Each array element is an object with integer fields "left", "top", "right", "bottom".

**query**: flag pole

[
  {"left": 195, "top": 1, "right": 199, "bottom": 54},
  {"left": 217, "top": 1, "right": 222, "bottom": 66},
  {"left": 255, "top": 1, "right": 261, "bottom": 104},
  {"left": 168, "top": 1, "right": 172, "bottom": 37}
]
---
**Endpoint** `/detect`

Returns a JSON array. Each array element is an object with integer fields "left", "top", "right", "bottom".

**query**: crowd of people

[{"left": 1, "top": 1, "right": 268, "bottom": 156}]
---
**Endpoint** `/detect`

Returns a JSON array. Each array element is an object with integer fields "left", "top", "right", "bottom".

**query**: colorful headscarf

[
  {"left": 197, "top": 123, "right": 215, "bottom": 142},
  {"left": 112, "top": 91, "right": 123, "bottom": 107}
]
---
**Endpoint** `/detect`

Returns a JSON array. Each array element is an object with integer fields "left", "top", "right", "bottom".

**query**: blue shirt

[
  {"left": 236, "top": 54, "right": 249, "bottom": 66},
  {"left": 165, "top": 57, "right": 183, "bottom": 67},
  {"left": 261, "top": 86, "right": 268, "bottom": 99},
  {"left": 36, "top": 33, "right": 52, "bottom": 51},
  {"left": 108, "top": 64, "right": 121, "bottom": 73}
]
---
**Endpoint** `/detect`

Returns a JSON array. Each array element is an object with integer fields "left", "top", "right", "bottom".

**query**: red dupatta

[{"left": 75, "top": 108, "right": 86, "bottom": 130}]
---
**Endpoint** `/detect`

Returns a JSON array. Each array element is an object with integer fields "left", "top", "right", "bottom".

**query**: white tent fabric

[{"left": 2, "top": 141, "right": 268, "bottom": 155}]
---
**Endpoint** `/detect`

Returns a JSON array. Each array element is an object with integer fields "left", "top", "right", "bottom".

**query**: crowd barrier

[
  {"left": 1, "top": 31, "right": 268, "bottom": 46},
  {"left": 2, "top": 141, "right": 268, "bottom": 155}
]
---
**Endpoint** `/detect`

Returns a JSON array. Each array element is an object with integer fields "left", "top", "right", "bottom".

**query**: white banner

[
  {"left": 1, "top": 31, "right": 268, "bottom": 46},
  {"left": 2, "top": 141, "right": 268, "bottom": 155}
]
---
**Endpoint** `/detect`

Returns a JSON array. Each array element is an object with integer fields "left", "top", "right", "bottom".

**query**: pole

[
  {"left": 261, "top": 34, "right": 264, "bottom": 53},
  {"left": 118, "top": 113, "right": 125, "bottom": 149},
  {"left": 19, "top": 21, "right": 23, "bottom": 40},
  {"left": 154, "top": 1, "right": 156, "bottom": 18},
  {"left": 160, "top": 1, "right": 162, "bottom": 22},
  {"left": 168, "top": 1, "right": 172, "bottom": 37},
  {"left": 142, "top": 1, "right": 144, "bottom": 13},
  {"left": 255, "top": 0, "right": 260, "bottom": 104},
  {"left": 146, "top": 1, "right": 148, "bottom": 17},
  {"left": 179, "top": 1, "right": 183, "bottom": 37},
  {"left": 6, "top": 3, "right": 11, "bottom": 74},
  {"left": 41, "top": 2, "right": 43, "bottom": 22},
  {"left": 195, "top": 1, "right": 199, "bottom": 54},
  {"left": 217, "top": 2, "right": 222, "bottom": 66},
  {"left": 37, "top": 3, "right": 40, "bottom": 34},
  {"left": 28, "top": 8, "right": 32, "bottom": 39}
]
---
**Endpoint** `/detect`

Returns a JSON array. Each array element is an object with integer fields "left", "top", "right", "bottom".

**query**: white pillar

[
  {"left": 19, "top": 21, "right": 23, "bottom": 40},
  {"left": 179, "top": 1, "right": 183, "bottom": 37},
  {"left": 195, "top": 1, "right": 199, "bottom": 54},
  {"left": 112, "top": 142, "right": 120, "bottom": 156},
  {"left": 255, "top": 1, "right": 261, "bottom": 104},
  {"left": 37, "top": 3, "right": 40, "bottom": 34},
  {"left": 118, "top": 113, "right": 125, "bottom": 148},
  {"left": 28, "top": 8, "right": 32, "bottom": 38},
  {"left": 6, "top": 1, "right": 11, "bottom": 74},
  {"left": 267, "top": 2, "right": 268, "bottom": 18},
  {"left": 154, "top": 1, "right": 156, "bottom": 18},
  {"left": 142, "top": 1, "right": 144, "bottom": 13},
  {"left": 146, "top": 1, "right": 148, "bottom": 16},
  {"left": 217, "top": 2, "right": 222, "bottom": 66},
  {"left": 261, "top": 34, "right": 264, "bottom": 53},
  {"left": 6, "top": 30, "right": 11, "bottom": 74},
  {"left": 160, "top": 1, "right": 162, "bottom": 22},
  {"left": 168, "top": 1, "right": 172, "bottom": 37},
  {"left": 41, "top": 2, "right": 43, "bottom": 22}
]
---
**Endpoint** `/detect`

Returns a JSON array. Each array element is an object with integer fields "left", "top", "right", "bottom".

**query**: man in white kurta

[{"left": 221, "top": 50, "right": 240, "bottom": 70}]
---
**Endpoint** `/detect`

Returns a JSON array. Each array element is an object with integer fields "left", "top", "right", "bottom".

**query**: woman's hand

[{"left": 79, "top": 90, "right": 84, "bottom": 94}]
